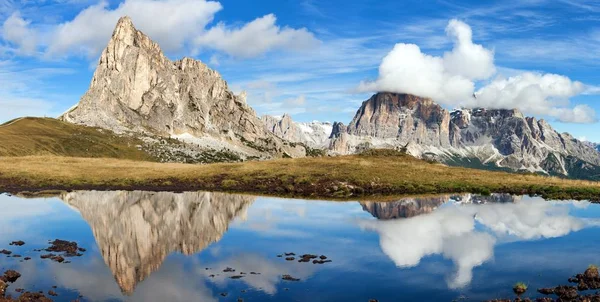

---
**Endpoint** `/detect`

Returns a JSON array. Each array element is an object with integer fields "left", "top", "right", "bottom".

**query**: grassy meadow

[{"left": 1, "top": 149, "right": 600, "bottom": 200}]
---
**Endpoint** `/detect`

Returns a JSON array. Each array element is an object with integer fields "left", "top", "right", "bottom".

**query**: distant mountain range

[
  {"left": 263, "top": 93, "right": 600, "bottom": 180},
  {"left": 43, "top": 17, "right": 600, "bottom": 180}
]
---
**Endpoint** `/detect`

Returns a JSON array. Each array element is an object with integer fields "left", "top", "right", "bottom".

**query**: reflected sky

[{"left": 0, "top": 192, "right": 599, "bottom": 301}]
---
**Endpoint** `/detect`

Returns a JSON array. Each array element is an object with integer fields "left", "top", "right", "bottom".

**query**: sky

[{"left": 1, "top": 0, "right": 600, "bottom": 140}]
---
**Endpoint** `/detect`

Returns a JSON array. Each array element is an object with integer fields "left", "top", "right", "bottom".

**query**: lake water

[{"left": 1, "top": 191, "right": 599, "bottom": 301}]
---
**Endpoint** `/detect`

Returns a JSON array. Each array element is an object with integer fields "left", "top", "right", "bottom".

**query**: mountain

[
  {"left": 61, "top": 190, "right": 254, "bottom": 294},
  {"left": 60, "top": 16, "right": 306, "bottom": 162},
  {"left": 261, "top": 114, "right": 332, "bottom": 148},
  {"left": 330, "top": 92, "right": 600, "bottom": 179}
]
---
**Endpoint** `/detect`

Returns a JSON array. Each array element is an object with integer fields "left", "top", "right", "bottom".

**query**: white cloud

[
  {"left": 358, "top": 19, "right": 493, "bottom": 104},
  {"left": 472, "top": 72, "right": 596, "bottom": 123},
  {"left": 47, "top": 0, "right": 222, "bottom": 57},
  {"left": 194, "top": 14, "right": 319, "bottom": 58},
  {"left": 359, "top": 19, "right": 598, "bottom": 124},
  {"left": 1, "top": 11, "right": 37, "bottom": 55},
  {"left": 32, "top": 0, "right": 318, "bottom": 59}
]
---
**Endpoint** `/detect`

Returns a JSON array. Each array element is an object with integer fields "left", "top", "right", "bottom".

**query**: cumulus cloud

[
  {"left": 194, "top": 14, "right": 319, "bottom": 58},
  {"left": 47, "top": 0, "right": 222, "bottom": 57},
  {"left": 37, "top": 0, "right": 317, "bottom": 59},
  {"left": 1, "top": 11, "right": 37, "bottom": 55},
  {"left": 359, "top": 19, "right": 597, "bottom": 124}
]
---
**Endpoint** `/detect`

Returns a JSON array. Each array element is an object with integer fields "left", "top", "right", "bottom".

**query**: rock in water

[
  {"left": 329, "top": 92, "right": 600, "bottom": 179},
  {"left": 61, "top": 16, "right": 304, "bottom": 160}
]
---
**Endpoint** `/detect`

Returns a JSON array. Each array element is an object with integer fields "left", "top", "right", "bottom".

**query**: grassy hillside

[
  {"left": 1, "top": 150, "right": 600, "bottom": 200},
  {"left": 0, "top": 117, "right": 154, "bottom": 161}
]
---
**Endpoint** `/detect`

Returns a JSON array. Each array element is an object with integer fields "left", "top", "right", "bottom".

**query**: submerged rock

[
  {"left": 2, "top": 270, "right": 21, "bottom": 283},
  {"left": 282, "top": 275, "right": 300, "bottom": 282}
]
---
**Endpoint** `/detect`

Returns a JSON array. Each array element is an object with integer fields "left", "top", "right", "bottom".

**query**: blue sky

[{"left": 1, "top": 0, "right": 600, "bottom": 140}]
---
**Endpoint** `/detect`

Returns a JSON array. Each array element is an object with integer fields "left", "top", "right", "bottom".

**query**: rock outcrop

[
  {"left": 60, "top": 190, "right": 255, "bottom": 294},
  {"left": 261, "top": 114, "right": 332, "bottom": 148},
  {"left": 331, "top": 92, "right": 600, "bottom": 179},
  {"left": 60, "top": 16, "right": 304, "bottom": 160}
]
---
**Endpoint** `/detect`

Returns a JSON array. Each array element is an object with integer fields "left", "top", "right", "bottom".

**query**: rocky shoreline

[{"left": 486, "top": 266, "right": 600, "bottom": 302}]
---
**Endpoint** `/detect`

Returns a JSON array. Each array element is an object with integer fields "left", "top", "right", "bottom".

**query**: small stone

[
  {"left": 9, "top": 241, "right": 25, "bottom": 246},
  {"left": 0, "top": 250, "right": 11, "bottom": 255},
  {"left": 220, "top": 292, "right": 228, "bottom": 297},
  {"left": 0, "top": 280, "right": 6, "bottom": 296},
  {"left": 230, "top": 275, "right": 244, "bottom": 279},
  {"left": 285, "top": 257, "right": 295, "bottom": 261},
  {"left": 282, "top": 274, "right": 300, "bottom": 282},
  {"left": 223, "top": 267, "right": 235, "bottom": 273},
  {"left": 537, "top": 288, "right": 554, "bottom": 295},
  {"left": 3, "top": 270, "right": 21, "bottom": 282},
  {"left": 48, "top": 290, "right": 58, "bottom": 296}
]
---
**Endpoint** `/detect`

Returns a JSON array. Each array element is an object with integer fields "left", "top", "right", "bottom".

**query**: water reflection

[
  {"left": 359, "top": 195, "right": 594, "bottom": 288},
  {"left": 60, "top": 191, "right": 255, "bottom": 294},
  {"left": 1, "top": 191, "right": 599, "bottom": 301}
]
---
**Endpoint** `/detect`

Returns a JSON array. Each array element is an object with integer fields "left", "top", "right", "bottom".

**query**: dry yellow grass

[
  {"left": 1, "top": 151, "right": 599, "bottom": 200},
  {"left": 0, "top": 117, "right": 153, "bottom": 160}
]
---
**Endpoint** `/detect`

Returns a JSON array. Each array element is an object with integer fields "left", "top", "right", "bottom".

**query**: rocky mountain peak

[
  {"left": 330, "top": 92, "right": 600, "bottom": 179},
  {"left": 346, "top": 92, "right": 450, "bottom": 146},
  {"left": 261, "top": 114, "right": 332, "bottom": 148},
  {"left": 61, "top": 16, "right": 306, "bottom": 160}
]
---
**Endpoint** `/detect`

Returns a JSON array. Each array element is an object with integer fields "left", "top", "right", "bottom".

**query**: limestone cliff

[
  {"left": 261, "top": 114, "right": 332, "bottom": 147},
  {"left": 60, "top": 16, "right": 304, "bottom": 160},
  {"left": 331, "top": 92, "right": 600, "bottom": 179}
]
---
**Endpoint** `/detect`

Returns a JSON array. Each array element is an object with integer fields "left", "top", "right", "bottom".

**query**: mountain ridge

[{"left": 326, "top": 92, "right": 600, "bottom": 179}]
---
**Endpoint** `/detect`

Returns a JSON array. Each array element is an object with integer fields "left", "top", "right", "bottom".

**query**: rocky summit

[
  {"left": 328, "top": 92, "right": 600, "bottom": 179},
  {"left": 60, "top": 16, "right": 305, "bottom": 162},
  {"left": 261, "top": 114, "right": 332, "bottom": 148}
]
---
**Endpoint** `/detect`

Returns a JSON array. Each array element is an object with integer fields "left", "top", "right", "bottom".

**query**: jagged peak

[{"left": 110, "top": 16, "right": 137, "bottom": 44}]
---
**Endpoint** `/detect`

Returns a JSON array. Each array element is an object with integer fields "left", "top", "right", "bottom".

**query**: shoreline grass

[{"left": 1, "top": 151, "right": 600, "bottom": 201}]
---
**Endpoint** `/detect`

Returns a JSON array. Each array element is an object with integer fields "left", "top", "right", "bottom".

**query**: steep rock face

[
  {"left": 331, "top": 92, "right": 600, "bottom": 178},
  {"left": 261, "top": 114, "right": 332, "bottom": 147},
  {"left": 347, "top": 93, "right": 450, "bottom": 146},
  {"left": 60, "top": 16, "right": 304, "bottom": 159},
  {"left": 60, "top": 190, "right": 255, "bottom": 294}
]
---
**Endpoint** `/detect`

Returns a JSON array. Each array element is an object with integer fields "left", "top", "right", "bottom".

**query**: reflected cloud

[
  {"left": 360, "top": 195, "right": 595, "bottom": 288},
  {"left": 60, "top": 191, "right": 255, "bottom": 294}
]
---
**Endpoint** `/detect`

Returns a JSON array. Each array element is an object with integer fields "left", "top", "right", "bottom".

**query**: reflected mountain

[
  {"left": 60, "top": 191, "right": 255, "bottom": 294},
  {"left": 361, "top": 194, "right": 517, "bottom": 219},
  {"left": 359, "top": 196, "right": 593, "bottom": 289}
]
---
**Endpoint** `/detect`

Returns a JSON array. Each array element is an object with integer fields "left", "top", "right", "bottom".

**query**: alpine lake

[{"left": 1, "top": 191, "right": 599, "bottom": 302}]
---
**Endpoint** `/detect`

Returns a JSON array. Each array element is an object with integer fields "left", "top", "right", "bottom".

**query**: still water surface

[{"left": 1, "top": 191, "right": 599, "bottom": 301}]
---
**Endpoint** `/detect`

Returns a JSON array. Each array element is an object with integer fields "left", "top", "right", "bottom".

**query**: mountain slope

[
  {"left": 0, "top": 117, "right": 154, "bottom": 160},
  {"left": 60, "top": 16, "right": 305, "bottom": 160},
  {"left": 330, "top": 92, "right": 600, "bottom": 180}
]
